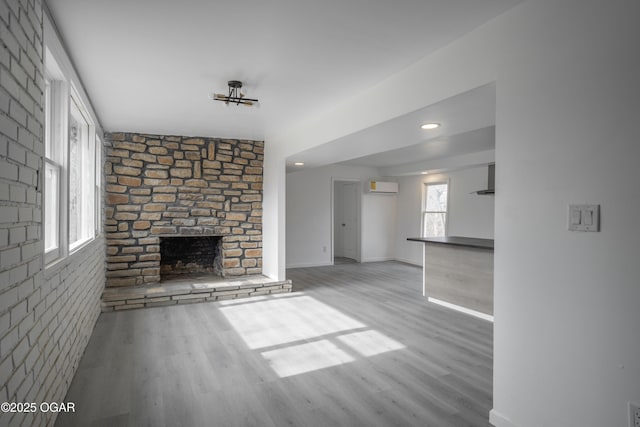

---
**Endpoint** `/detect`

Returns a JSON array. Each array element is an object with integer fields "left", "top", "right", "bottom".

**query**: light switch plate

[
  {"left": 568, "top": 204, "right": 600, "bottom": 232},
  {"left": 629, "top": 402, "right": 640, "bottom": 427}
]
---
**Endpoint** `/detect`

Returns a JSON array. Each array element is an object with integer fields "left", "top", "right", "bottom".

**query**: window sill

[
  {"left": 69, "top": 236, "right": 94, "bottom": 255},
  {"left": 44, "top": 248, "right": 61, "bottom": 270},
  {"left": 45, "top": 252, "right": 67, "bottom": 273},
  {"left": 46, "top": 235, "right": 98, "bottom": 272}
]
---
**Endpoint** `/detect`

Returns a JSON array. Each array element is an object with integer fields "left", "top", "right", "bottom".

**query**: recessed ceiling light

[
  {"left": 294, "top": 162, "right": 305, "bottom": 166},
  {"left": 421, "top": 171, "right": 429, "bottom": 175},
  {"left": 421, "top": 123, "right": 440, "bottom": 130}
]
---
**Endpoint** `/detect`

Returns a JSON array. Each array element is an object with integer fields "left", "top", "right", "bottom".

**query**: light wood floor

[
  {"left": 55, "top": 261, "right": 493, "bottom": 427},
  {"left": 333, "top": 256, "right": 357, "bottom": 265}
]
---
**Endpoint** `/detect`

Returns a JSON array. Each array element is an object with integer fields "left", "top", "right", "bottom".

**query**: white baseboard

[
  {"left": 360, "top": 256, "right": 394, "bottom": 263},
  {"left": 286, "top": 261, "right": 333, "bottom": 269},
  {"left": 394, "top": 257, "right": 422, "bottom": 267},
  {"left": 428, "top": 297, "right": 494, "bottom": 322},
  {"left": 489, "top": 409, "right": 517, "bottom": 427},
  {"left": 289, "top": 258, "right": 422, "bottom": 267}
]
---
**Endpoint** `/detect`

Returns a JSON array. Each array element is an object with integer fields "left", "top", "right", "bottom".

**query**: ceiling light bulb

[
  {"left": 421, "top": 123, "right": 440, "bottom": 130},
  {"left": 294, "top": 162, "right": 304, "bottom": 166}
]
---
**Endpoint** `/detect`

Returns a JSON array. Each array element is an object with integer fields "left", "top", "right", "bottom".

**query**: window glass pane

[
  {"left": 44, "top": 162, "right": 59, "bottom": 252},
  {"left": 425, "top": 184, "right": 447, "bottom": 211},
  {"left": 82, "top": 126, "right": 94, "bottom": 236},
  {"left": 69, "top": 98, "right": 91, "bottom": 246},
  {"left": 44, "top": 78, "right": 60, "bottom": 258},
  {"left": 424, "top": 212, "right": 447, "bottom": 237},
  {"left": 95, "top": 135, "right": 102, "bottom": 234},
  {"left": 45, "top": 80, "right": 51, "bottom": 158},
  {"left": 423, "top": 182, "right": 448, "bottom": 237},
  {"left": 69, "top": 111, "right": 80, "bottom": 244}
]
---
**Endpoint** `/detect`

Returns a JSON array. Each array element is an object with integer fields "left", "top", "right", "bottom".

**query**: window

[
  {"left": 95, "top": 134, "right": 102, "bottom": 235},
  {"left": 422, "top": 182, "right": 448, "bottom": 237},
  {"left": 43, "top": 45, "right": 102, "bottom": 265},
  {"left": 44, "top": 77, "right": 65, "bottom": 263},
  {"left": 68, "top": 94, "right": 95, "bottom": 249}
]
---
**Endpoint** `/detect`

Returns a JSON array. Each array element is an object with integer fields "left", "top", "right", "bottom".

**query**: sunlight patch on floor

[
  {"left": 219, "top": 295, "right": 364, "bottom": 350},
  {"left": 337, "top": 330, "right": 405, "bottom": 357},
  {"left": 220, "top": 294, "right": 405, "bottom": 378},
  {"left": 260, "top": 340, "right": 355, "bottom": 378}
]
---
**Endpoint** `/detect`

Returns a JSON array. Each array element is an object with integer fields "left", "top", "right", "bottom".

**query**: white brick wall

[{"left": 0, "top": 1, "right": 106, "bottom": 426}]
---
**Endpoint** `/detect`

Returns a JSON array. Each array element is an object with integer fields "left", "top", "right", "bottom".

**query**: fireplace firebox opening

[{"left": 159, "top": 236, "right": 223, "bottom": 279}]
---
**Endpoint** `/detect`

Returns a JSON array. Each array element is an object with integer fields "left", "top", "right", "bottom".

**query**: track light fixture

[{"left": 213, "top": 80, "right": 259, "bottom": 106}]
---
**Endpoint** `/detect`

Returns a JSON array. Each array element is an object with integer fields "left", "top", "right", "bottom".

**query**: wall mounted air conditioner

[{"left": 367, "top": 180, "right": 398, "bottom": 194}]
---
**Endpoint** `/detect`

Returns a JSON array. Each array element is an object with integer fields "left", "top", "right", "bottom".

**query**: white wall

[
  {"left": 491, "top": 2, "right": 640, "bottom": 426},
  {"left": 263, "top": 143, "right": 286, "bottom": 279},
  {"left": 289, "top": 165, "right": 491, "bottom": 267},
  {"left": 395, "top": 167, "right": 495, "bottom": 266},
  {"left": 361, "top": 193, "right": 397, "bottom": 262},
  {"left": 286, "top": 164, "right": 396, "bottom": 268},
  {"left": 265, "top": 0, "right": 640, "bottom": 425},
  {"left": 286, "top": 166, "right": 334, "bottom": 268},
  {"left": 447, "top": 167, "right": 494, "bottom": 238},
  {"left": 394, "top": 175, "right": 424, "bottom": 265}
]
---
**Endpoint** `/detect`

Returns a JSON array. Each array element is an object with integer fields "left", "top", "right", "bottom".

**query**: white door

[
  {"left": 341, "top": 183, "right": 358, "bottom": 260},
  {"left": 334, "top": 183, "right": 344, "bottom": 257}
]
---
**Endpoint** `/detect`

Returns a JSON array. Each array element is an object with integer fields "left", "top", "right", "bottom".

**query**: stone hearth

[{"left": 101, "top": 275, "right": 293, "bottom": 312}]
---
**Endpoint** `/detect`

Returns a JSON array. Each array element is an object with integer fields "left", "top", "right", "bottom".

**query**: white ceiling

[
  {"left": 286, "top": 83, "right": 496, "bottom": 173},
  {"left": 341, "top": 126, "right": 495, "bottom": 168},
  {"left": 46, "top": 0, "right": 520, "bottom": 143}
]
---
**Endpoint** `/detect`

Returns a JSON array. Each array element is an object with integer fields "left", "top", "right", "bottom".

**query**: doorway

[{"left": 333, "top": 180, "right": 360, "bottom": 264}]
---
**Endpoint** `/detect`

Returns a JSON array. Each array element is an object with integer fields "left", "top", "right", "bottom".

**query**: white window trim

[
  {"left": 44, "top": 65, "right": 69, "bottom": 266},
  {"left": 95, "top": 134, "right": 103, "bottom": 236},
  {"left": 43, "top": 158, "right": 61, "bottom": 262},
  {"left": 422, "top": 180, "right": 450, "bottom": 238},
  {"left": 68, "top": 87, "right": 96, "bottom": 253},
  {"left": 44, "top": 9, "right": 104, "bottom": 268}
]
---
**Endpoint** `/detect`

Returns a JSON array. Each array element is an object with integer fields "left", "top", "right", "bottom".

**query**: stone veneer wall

[{"left": 104, "top": 132, "right": 263, "bottom": 287}]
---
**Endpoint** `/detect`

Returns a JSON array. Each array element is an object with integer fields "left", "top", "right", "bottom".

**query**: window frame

[
  {"left": 422, "top": 180, "right": 449, "bottom": 238},
  {"left": 44, "top": 65, "right": 70, "bottom": 265},
  {"left": 68, "top": 90, "right": 96, "bottom": 252},
  {"left": 95, "top": 133, "right": 103, "bottom": 236},
  {"left": 43, "top": 40, "right": 103, "bottom": 268}
]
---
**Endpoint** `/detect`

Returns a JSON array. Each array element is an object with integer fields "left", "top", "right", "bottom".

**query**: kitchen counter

[
  {"left": 407, "top": 236, "right": 494, "bottom": 250},
  {"left": 408, "top": 235, "right": 494, "bottom": 318}
]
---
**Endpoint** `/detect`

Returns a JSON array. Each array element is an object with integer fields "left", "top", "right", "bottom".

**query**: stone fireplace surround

[{"left": 104, "top": 132, "right": 263, "bottom": 287}]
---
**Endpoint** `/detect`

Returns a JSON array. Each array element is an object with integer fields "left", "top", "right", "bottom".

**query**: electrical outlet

[{"left": 629, "top": 402, "right": 640, "bottom": 427}]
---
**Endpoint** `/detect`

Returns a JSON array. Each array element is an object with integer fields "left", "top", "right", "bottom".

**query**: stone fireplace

[{"left": 104, "top": 132, "right": 263, "bottom": 287}]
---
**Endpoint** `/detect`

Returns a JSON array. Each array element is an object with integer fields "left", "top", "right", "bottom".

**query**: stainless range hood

[{"left": 475, "top": 163, "right": 495, "bottom": 195}]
